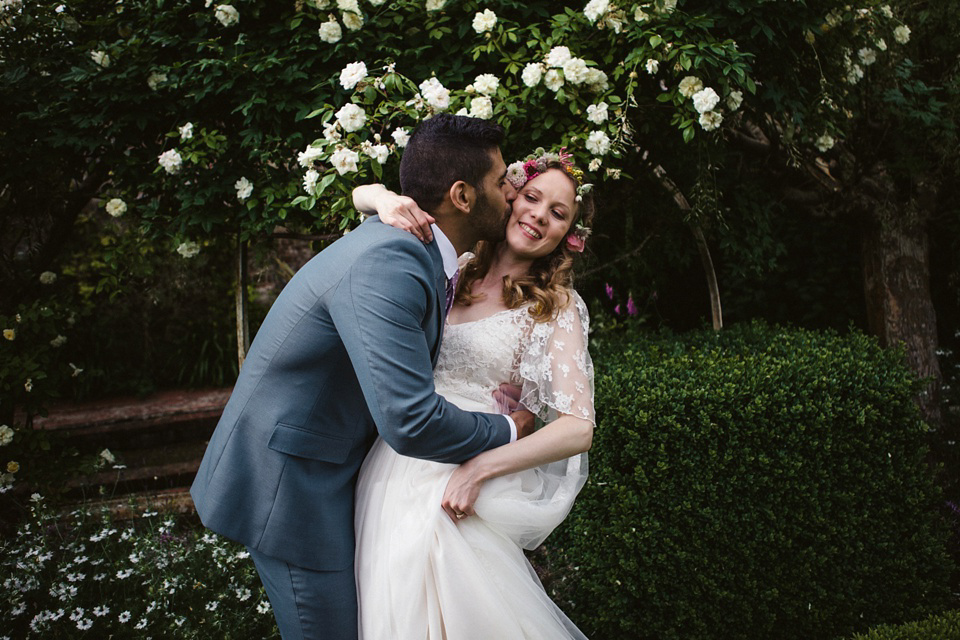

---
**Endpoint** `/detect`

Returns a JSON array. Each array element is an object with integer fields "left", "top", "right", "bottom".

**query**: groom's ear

[{"left": 448, "top": 180, "right": 475, "bottom": 215}]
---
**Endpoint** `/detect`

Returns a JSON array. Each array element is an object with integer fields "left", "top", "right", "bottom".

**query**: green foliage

[
  {"left": 0, "top": 500, "right": 279, "bottom": 638},
  {"left": 847, "top": 609, "right": 960, "bottom": 640},
  {"left": 546, "top": 322, "right": 953, "bottom": 639}
]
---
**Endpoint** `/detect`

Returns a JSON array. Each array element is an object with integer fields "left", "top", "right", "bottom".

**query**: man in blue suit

[{"left": 190, "top": 115, "right": 530, "bottom": 639}]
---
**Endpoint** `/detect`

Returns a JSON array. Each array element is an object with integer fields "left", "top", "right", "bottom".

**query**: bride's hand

[{"left": 441, "top": 458, "right": 486, "bottom": 523}]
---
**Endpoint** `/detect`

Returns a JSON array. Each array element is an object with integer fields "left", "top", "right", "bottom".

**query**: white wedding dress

[{"left": 355, "top": 292, "right": 595, "bottom": 639}]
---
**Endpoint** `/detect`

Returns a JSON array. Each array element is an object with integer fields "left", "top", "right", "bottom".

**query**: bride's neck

[{"left": 487, "top": 242, "right": 533, "bottom": 283}]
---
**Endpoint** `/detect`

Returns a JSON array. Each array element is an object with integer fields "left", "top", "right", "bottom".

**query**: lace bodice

[{"left": 433, "top": 293, "right": 595, "bottom": 425}]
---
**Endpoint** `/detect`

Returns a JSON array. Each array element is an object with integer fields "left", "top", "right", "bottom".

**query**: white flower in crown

[
  {"left": 214, "top": 4, "right": 239, "bottom": 27},
  {"left": 473, "top": 73, "right": 499, "bottom": 96},
  {"left": 521, "top": 62, "right": 544, "bottom": 87},
  {"left": 335, "top": 103, "right": 366, "bottom": 132},
  {"left": 319, "top": 17, "right": 342, "bottom": 43},
  {"left": 505, "top": 161, "right": 526, "bottom": 189},
  {"left": 586, "top": 102, "right": 608, "bottom": 125},
  {"left": 235, "top": 177, "right": 253, "bottom": 202},
  {"left": 331, "top": 147, "right": 360, "bottom": 174},
  {"left": 339, "top": 61, "right": 367, "bottom": 90},
  {"left": 472, "top": 9, "right": 497, "bottom": 33},
  {"left": 691, "top": 87, "right": 720, "bottom": 114},
  {"left": 699, "top": 110, "right": 723, "bottom": 131}
]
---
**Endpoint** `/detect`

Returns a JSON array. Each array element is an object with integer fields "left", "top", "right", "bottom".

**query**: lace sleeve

[{"left": 516, "top": 290, "right": 595, "bottom": 425}]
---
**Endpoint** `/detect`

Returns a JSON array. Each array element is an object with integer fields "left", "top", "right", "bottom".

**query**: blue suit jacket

[{"left": 190, "top": 217, "right": 511, "bottom": 571}]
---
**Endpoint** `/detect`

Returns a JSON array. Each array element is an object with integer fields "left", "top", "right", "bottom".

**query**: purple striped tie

[{"left": 444, "top": 271, "right": 459, "bottom": 314}]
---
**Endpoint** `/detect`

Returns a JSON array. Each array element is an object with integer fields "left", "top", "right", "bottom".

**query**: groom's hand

[{"left": 510, "top": 409, "right": 536, "bottom": 439}]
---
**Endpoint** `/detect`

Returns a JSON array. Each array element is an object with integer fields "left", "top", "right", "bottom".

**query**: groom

[{"left": 190, "top": 114, "right": 528, "bottom": 640}]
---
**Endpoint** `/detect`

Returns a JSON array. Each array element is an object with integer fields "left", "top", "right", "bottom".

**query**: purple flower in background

[
  {"left": 605, "top": 283, "right": 614, "bottom": 300},
  {"left": 626, "top": 296, "right": 638, "bottom": 316},
  {"left": 614, "top": 304, "right": 621, "bottom": 315}
]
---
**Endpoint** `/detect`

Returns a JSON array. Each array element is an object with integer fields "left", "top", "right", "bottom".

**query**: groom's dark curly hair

[{"left": 400, "top": 114, "right": 505, "bottom": 212}]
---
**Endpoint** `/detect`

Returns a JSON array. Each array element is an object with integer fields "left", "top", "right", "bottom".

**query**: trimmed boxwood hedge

[
  {"left": 848, "top": 609, "right": 960, "bottom": 639},
  {"left": 545, "top": 322, "right": 953, "bottom": 640}
]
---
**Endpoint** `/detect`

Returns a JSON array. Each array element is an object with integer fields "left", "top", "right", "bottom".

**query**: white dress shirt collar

[{"left": 431, "top": 224, "right": 459, "bottom": 281}]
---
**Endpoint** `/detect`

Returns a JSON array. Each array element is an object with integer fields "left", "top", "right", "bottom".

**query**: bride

[{"left": 351, "top": 148, "right": 595, "bottom": 639}]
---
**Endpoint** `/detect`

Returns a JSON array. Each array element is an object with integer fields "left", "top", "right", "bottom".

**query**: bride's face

[{"left": 504, "top": 168, "right": 577, "bottom": 260}]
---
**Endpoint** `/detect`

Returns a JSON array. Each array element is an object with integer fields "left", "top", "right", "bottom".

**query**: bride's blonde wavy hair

[{"left": 454, "top": 163, "right": 596, "bottom": 323}]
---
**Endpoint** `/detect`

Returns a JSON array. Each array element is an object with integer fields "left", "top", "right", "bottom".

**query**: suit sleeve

[{"left": 329, "top": 236, "right": 511, "bottom": 463}]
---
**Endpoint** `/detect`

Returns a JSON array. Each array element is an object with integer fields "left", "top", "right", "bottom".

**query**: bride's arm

[
  {"left": 352, "top": 183, "right": 435, "bottom": 243},
  {"left": 441, "top": 415, "right": 592, "bottom": 521}
]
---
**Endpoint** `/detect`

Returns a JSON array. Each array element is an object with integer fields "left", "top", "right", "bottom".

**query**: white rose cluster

[
  {"left": 90, "top": 50, "right": 111, "bottom": 68},
  {"left": 105, "top": 198, "right": 127, "bottom": 217},
  {"left": 235, "top": 177, "right": 253, "bottom": 202},
  {"left": 177, "top": 241, "right": 200, "bottom": 258},
  {"left": 691, "top": 87, "right": 720, "bottom": 114},
  {"left": 391, "top": 128, "right": 410, "bottom": 147},
  {"left": 586, "top": 102, "right": 608, "bottom": 125},
  {"left": 473, "top": 73, "right": 499, "bottom": 97},
  {"left": 319, "top": 17, "right": 343, "bottom": 43},
  {"left": 298, "top": 145, "right": 324, "bottom": 168},
  {"left": 583, "top": 0, "right": 609, "bottom": 24},
  {"left": 893, "top": 25, "right": 910, "bottom": 45},
  {"left": 418, "top": 77, "right": 450, "bottom": 111},
  {"left": 586, "top": 130, "right": 611, "bottom": 156},
  {"left": 472, "top": 9, "right": 497, "bottom": 34},
  {"left": 426, "top": 0, "right": 445, "bottom": 10},
  {"left": 335, "top": 103, "right": 367, "bottom": 132},
  {"left": 815, "top": 133, "right": 836, "bottom": 152},
  {"left": 469, "top": 96, "right": 493, "bottom": 119},
  {"left": 158, "top": 149, "right": 183, "bottom": 175},
  {"left": 214, "top": 4, "right": 239, "bottom": 27},
  {"left": 525, "top": 45, "right": 607, "bottom": 93},
  {"left": 339, "top": 61, "right": 367, "bottom": 90},
  {"left": 331, "top": 147, "right": 360, "bottom": 175}
]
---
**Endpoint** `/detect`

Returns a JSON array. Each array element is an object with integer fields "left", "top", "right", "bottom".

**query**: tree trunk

[
  {"left": 861, "top": 201, "right": 942, "bottom": 426},
  {"left": 235, "top": 236, "right": 250, "bottom": 370}
]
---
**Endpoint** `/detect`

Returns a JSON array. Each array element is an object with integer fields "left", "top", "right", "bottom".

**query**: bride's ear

[{"left": 448, "top": 180, "right": 475, "bottom": 214}]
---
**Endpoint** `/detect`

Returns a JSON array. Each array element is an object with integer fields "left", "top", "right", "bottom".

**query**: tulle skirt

[{"left": 354, "top": 423, "right": 587, "bottom": 639}]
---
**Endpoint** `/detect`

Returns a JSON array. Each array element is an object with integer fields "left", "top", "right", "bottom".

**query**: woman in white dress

[{"left": 352, "top": 149, "right": 595, "bottom": 639}]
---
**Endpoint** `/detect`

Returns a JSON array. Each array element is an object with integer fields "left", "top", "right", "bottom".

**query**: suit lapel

[{"left": 426, "top": 241, "right": 446, "bottom": 367}]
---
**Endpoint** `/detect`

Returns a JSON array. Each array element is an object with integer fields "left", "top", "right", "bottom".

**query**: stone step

[
  {"left": 30, "top": 388, "right": 231, "bottom": 452},
  {"left": 23, "top": 388, "right": 232, "bottom": 507}
]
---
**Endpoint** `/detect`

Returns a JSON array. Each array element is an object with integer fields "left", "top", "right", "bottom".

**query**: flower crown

[{"left": 505, "top": 148, "right": 593, "bottom": 253}]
